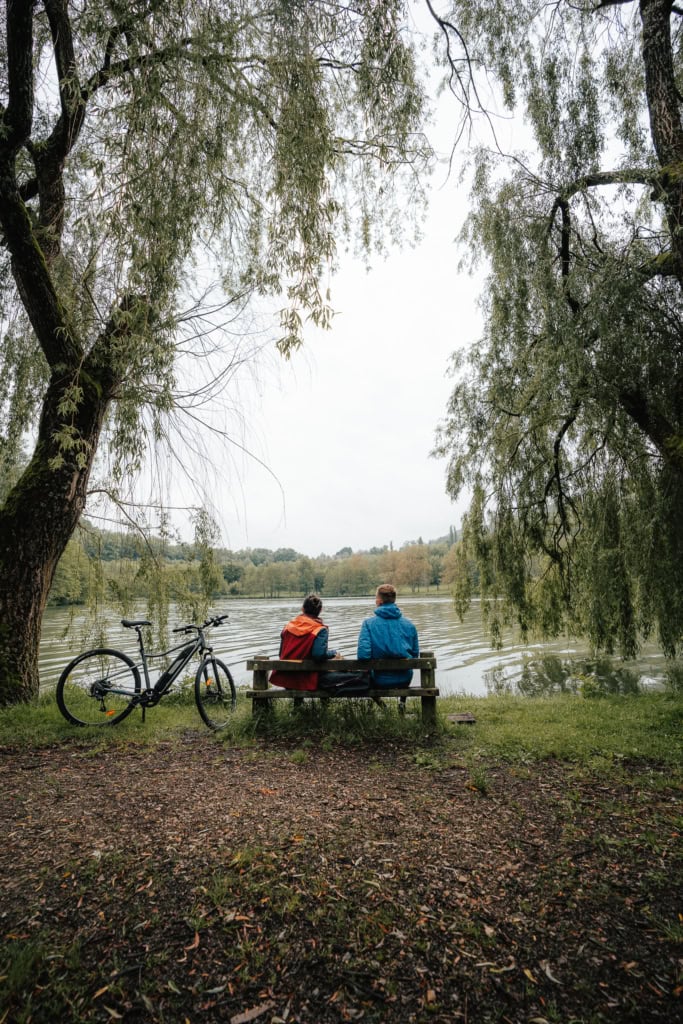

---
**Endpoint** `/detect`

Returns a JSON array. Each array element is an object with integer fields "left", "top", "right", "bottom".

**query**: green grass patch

[
  {"left": 0, "top": 935, "right": 88, "bottom": 1023},
  {"left": 440, "top": 691, "right": 683, "bottom": 766},
  {"left": 2, "top": 689, "right": 682, "bottom": 776},
  {"left": 0, "top": 687, "right": 210, "bottom": 749},
  {"left": 223, "top": 696, "right": 442, "bottom": 746}
]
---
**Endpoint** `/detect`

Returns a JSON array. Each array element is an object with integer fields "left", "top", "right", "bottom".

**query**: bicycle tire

[
  {"left": 194, "top": 656, "right": 236, "bottom": 730},
  {"left": 56, "top": 648, "right": 141, "bottom": 727}
]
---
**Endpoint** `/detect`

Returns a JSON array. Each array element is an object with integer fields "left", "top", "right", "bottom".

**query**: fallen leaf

[
  {"left": 523, "top": 968, "right": 538, "bottom": 984},
  {"left": 230, "top": 1000, "right": 276, "bottom": 1024},
  {"left": 184, "top": 931, "right": 200, "bottom": 951},
  {"left": 540, "top": 960, "right": 561, "bottom": 984}
]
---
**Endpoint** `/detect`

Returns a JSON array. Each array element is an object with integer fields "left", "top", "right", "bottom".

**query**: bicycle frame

[
  {"left": 95, "top": 621, "right": 215, "bottom": 708},
  {"left": 137, "top": 632, "right": 204, "bottom": 706}
]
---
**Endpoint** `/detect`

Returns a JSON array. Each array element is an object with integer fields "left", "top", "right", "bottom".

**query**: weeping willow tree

[
  {"left": 432, "top": 0, "right": 683, "bottom": 656},
  {"left": 0, "top": 0, "right": 429, "bottom": 703}
]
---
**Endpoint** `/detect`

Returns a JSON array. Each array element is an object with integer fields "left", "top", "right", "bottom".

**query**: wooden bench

[{"left": 245, "top": 652, "right": 439, "bottom": 726}]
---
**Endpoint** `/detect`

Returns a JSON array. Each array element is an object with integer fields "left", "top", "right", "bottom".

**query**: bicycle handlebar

[{"left": 172, "top": 613, "right": 229, "bottom": 635}]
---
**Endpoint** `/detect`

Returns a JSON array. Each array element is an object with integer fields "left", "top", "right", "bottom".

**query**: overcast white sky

[{"left": 212, "top": 174, "right": 483, "bottom": 558}]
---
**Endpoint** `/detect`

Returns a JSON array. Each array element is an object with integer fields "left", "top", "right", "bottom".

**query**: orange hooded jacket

[{"left": 269, "top": 614, "right": 327, "bottom": 691}]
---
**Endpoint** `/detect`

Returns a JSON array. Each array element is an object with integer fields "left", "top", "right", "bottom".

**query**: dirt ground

[{"left": 0, "top": 733, "right": 681, "bottom": 1023}]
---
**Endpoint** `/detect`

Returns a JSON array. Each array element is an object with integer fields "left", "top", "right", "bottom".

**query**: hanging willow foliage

[
  {"left": 432, "top": 0, "right": 683, "bottom": 657},
  {"left": 0, "top": 0, "right": 431, "bottom": 702}
]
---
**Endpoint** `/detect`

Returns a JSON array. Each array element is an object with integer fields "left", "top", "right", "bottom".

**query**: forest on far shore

[{"left": 48, "top": 524, "right": 470, "bottom": 609}]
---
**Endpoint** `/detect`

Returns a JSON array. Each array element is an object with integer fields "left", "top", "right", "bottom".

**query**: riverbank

[{"left": 1, "top": 695, "right": 681, "bottom": 1023}]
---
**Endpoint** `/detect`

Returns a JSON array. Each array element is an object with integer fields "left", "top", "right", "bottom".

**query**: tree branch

[
  {"left": 547, "top": 167, "right": 663, "bottom": 244},
  {"left": 592, "top": 1, "right": 639, "bottom": 8},
  {"left": 0, "top": 185, "right": 80, "bottom": 367},
  {"left": 42, "top": 0, "right": 88, "bottom": 157},
  {"left": 556, "top": 168, "right": 664, "bottom": 207},
  {"left": 619, "top": 385, "right": 683, "bottom": 470},
  {"left": 1, "top": 0, "right": 35, "bottom": 153},
  {"left": 557, "top": 198, "right": 582, "bottom": 314}
]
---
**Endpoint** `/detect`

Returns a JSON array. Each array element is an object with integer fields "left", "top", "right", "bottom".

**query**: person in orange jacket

[{"left": 269, "top": 594, "right": 340, "bottom": 691}]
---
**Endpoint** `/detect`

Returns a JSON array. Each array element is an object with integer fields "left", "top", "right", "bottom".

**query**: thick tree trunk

[
  {"left": 0, "top": 370, "right": 111, "bottom": 703},
  {"left": 640, "top": 0, "right": 683, "bottom": 280},
  {"left": 616, "top": 3, "right": 683, "bottom": 462},
  {"left": 0, "top": 5, "right": 129, "bottom": 705}
]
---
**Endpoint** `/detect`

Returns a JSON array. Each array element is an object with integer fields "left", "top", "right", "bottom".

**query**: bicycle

[{"left": 55, "top": 614, "right": 236, "bottom": 730}]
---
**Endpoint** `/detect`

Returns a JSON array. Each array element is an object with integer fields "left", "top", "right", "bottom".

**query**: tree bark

[
  {"left": 0, "top": 370, "right": 111, "bottom": 703},
  {"left": 0, "top": 1, "right": 124, "bottom": 702},
  {"left": 619, "top": 386, "right": 683, "bottom": 473},
  {"left": 640, "top": 0, "right": 683, "bottom": 281}
]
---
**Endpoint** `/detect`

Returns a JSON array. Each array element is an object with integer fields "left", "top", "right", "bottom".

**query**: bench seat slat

[{"left": 246, "top": 687, "right": 439, "bottom": 699}]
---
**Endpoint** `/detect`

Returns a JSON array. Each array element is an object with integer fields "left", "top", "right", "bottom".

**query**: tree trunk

[
  {"left": 640, "top": 0, "right": 683, "bottom": 281},
  {"left": 622, "top": 3, "right": 683, "bottom": 462},
  {"left": 0, "top": 370, "right": 111, "bottom": 703}
]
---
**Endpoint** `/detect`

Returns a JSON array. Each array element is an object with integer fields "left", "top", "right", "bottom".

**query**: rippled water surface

[{"left": 39, "top": 596, "right": 668, "bottom": 696}]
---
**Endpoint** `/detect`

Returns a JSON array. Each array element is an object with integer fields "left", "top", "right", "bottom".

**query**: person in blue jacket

[{"left": 357, "top": 583, "right": 419, "bottom": 687}]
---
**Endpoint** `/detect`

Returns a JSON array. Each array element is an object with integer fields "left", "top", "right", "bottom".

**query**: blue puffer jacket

[{"left": 357, "top": 603, "right": 419, "bottom": 687}]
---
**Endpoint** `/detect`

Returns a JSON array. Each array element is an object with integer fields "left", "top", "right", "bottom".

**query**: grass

[
  {"left": 440, "top": 691, "right": 683, "bottom": 765},
  {"left": 0, "top": 688, "right": 206, "bottom": 749},
  {"left": 2, "top": 688, "right": 682, "bottom": 772}
]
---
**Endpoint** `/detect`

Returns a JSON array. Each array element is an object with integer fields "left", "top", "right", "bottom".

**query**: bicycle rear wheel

[
  {"left": 195, "top": 656, "right": 236, "bottom": 730},
  {"left": 56, "top": 649, "right": 141, "bottom": 726}
]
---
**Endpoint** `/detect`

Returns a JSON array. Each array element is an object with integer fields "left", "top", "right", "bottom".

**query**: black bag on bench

[{"left": 316, "top": 672, "right": 370, "bottom": 696}]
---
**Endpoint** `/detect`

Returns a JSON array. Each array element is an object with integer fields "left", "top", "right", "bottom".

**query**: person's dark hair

[
  {"left": 376, "top": 583, "right": 397, "bottom": 604},
  {"left": 302, "top": 593, "right": 323, "bottom": 618}
]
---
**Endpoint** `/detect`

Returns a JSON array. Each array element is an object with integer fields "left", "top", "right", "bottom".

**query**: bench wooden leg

[
  {"left": 252, "top": 697, "right": 274, "bottom": 722},
  {"left": 421, "top": 695, "right": 437, "bottom": 730},
  {"left": 420, "top": 662, "right": 437, "bottom": 730},
  {"left": 252, "top": 668, "right": 271, "bottom": 720}
]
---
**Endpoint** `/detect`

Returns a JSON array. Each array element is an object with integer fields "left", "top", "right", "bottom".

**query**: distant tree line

[{"left": 47, "top": 524, "right": 474, "bottom": 608}]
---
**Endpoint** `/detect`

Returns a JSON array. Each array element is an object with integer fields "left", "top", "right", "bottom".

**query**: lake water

[{"left": 39, "top": 595, "right": 669, "bottom": 696}]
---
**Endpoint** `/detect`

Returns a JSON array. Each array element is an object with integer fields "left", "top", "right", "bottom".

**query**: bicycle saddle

[{"left": 121, "top": 618, "right": 152, "bottom": 628}]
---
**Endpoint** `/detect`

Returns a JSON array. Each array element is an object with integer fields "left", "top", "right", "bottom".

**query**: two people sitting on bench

[{"left": 269, "top": 584, "right": 419, "bottom": 693}]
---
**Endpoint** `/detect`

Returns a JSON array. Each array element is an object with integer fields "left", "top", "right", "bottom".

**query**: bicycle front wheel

[
  {"left": 195, "top": 656, "right": 236, "bottom": 730},
  {"left": 56, "top": 649, "right": 141, "bottom": 727}
]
